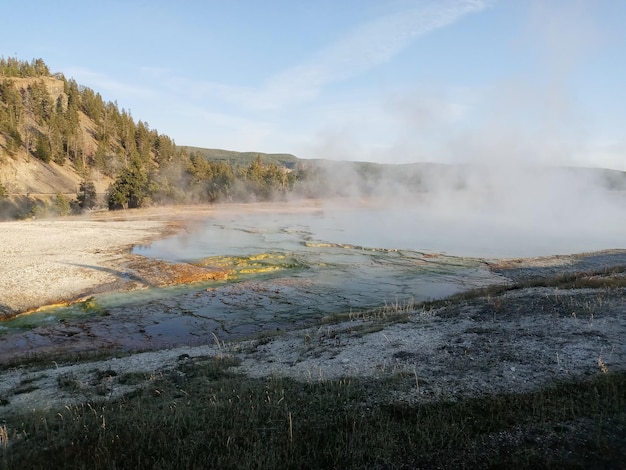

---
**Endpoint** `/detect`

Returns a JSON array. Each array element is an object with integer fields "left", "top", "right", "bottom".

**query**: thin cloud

[
  {"left": 66, "top": 1, "right": 491, "bottom": 154},
  {"left": 64, "top": 67, "right": 155, "bottom": 102},
  {"left": 161, "top": 0, "right": 489, "bottom": 112},
  {"left": 165, "top": 102, "right": 277, "bottom": 151},
  {"left": 245, "top": 0, "right": 489, "bottom": 109}
]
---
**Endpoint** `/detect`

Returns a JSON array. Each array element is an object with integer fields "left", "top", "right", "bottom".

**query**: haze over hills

[{"left": 1, "top": 57, "right": 626, "bottom": 221}]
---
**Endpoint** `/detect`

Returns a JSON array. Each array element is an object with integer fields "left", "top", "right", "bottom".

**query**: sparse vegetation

[
  {"left": 1, "top": 354, "right": 624, "bottom": 469},
  {"left": 318, "top": 299, "right": 414, "bottom": 338},
  {"left": 0, "top": 349, "right": 133, "bottom": 373},
  {"left": 56, "top": 372, "right": 82, "bottom": 392},
  {"left": 419, "top": 264, "right": 626, "bottom": 312},
  {"left": 1, "top": 267, "right": 625, "bottom": 468}
]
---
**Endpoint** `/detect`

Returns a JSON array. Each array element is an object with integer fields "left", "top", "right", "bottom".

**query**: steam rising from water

[
  {"left": 282, "top": 160, "right": 626, "bottom": 258},
  {"left": 142, "top": 161, "right": 626, "bottom": 260},
  {"left": 279, "top": 1, "right": 626, "bottom": 258}
]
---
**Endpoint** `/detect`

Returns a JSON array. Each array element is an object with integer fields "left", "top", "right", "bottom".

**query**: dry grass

[
  {"left": 2, "top": 267, "right": 626, "bottom": 468},
  {"left": 1, "top": 354, "right": 624, "bottom": 469}
]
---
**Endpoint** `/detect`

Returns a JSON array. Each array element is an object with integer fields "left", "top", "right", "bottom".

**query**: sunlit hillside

[{"left": 0, "top": 58, "right": 303, "bottom": 219}]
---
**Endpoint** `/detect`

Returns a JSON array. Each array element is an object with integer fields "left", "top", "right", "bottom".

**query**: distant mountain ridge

[{"left": 181, "top": 147, "right": 300, "bottom": 169}]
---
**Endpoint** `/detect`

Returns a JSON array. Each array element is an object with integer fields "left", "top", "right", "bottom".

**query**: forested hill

[
  {"left": 181, "top": 147, "right": 300, "bottom": 169},
  {"left": 2, "top": 58, "right": 626, "bottom": 220},
  {"left": 0, "top": 57, "right": 305, "bottom": 219}
]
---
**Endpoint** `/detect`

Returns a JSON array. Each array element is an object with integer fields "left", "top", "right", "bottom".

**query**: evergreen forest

[{"left": 0, "top": 57, "right": 302, "bottom": 213}]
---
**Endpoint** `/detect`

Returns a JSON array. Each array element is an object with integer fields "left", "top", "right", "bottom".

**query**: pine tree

[
  {"left": 77, "top": 179, "right": 97, "bottom": 210},
  {"left": 53, "top": 192, "right": 71, "bottom": 216},
  {"left": 107, "top": 158, "right": 148, "bottom": 210},
  {"left": 33, "top": 133, "right": 51, "bottom": 162}
]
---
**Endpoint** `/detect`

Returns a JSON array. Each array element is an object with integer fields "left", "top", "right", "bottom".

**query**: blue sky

[{"left": 2, "top": 0, "right": 626, "bottom": 169}]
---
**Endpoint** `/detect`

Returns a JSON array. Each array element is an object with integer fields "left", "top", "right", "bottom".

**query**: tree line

[{"left": 0, "top": 57, "right": 302, "bottom": 212}]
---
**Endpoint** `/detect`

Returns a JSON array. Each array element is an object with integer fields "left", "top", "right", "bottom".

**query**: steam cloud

[{"left": 285, "top": 1, "right": 626, "bottom": 258}]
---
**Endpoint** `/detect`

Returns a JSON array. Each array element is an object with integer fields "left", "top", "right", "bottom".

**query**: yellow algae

[
  {"left": 194, "top": 256, "right": 238, "bottom": 268},
  {"left": 13, "top": 298, "right": 88, "bottom": 318},
  {"left": 239, "top": 266, "right": 283, "bottom": 274},
  {"left": 248, "top": 253, "right": 286, "bottom": 261},
  {"left": 193, "top": 252, "right": 302, "bottom": 278},
  {"left": 1, "top": 296, "right": 101, "bottom": 325}
]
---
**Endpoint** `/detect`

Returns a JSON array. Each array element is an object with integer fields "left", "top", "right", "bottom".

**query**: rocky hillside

[
  {"left": 0, "top": 75, "right": 104, "bottom": 195},
  {"left": 0, "top": 58, "right": 302, "bottom": 218},
  {"left": 0, "top": 58, "right": 180, "bottom": 216}
]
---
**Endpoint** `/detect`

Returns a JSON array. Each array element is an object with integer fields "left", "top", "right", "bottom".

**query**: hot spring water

[
  {"left": 3, "top": 201, "right": 626, "bottom": 343},
  {"left": 136, "top": 202, "right": 626, "bottom": 261}
]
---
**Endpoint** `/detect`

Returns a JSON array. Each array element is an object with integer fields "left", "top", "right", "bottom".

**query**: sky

[{"left": 2, "top": 0, "right": 626, "bottom": 169}]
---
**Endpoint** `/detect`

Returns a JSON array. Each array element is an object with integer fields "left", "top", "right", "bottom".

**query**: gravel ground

[
  {"left": 1, "top": 280, "right": 624, "bottom": 416},
  {"left": 0, "top": 206, "right": 221, "bottom": 316}
]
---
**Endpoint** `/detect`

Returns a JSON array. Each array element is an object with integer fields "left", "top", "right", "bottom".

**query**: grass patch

[
  {"left": 56, "top": 372, "right": 82, "bottom": 392},
  {"left": 320, "top": 299, "right": 415, "bottom": 328},
  {"left": 118, "top": 372, "right": 149, "bottom": 386},
  {"left": 515, "top": 265, "right": 626, "bottom": 290},
  {"left": 0, "top": 348, "right": 142, "bottom": 372},
  {"left": 421, "top": 265, "right": 626, "bottom": 311},
  {"left": 2, "top": 354, "right": 624, "bottom": 469}
]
